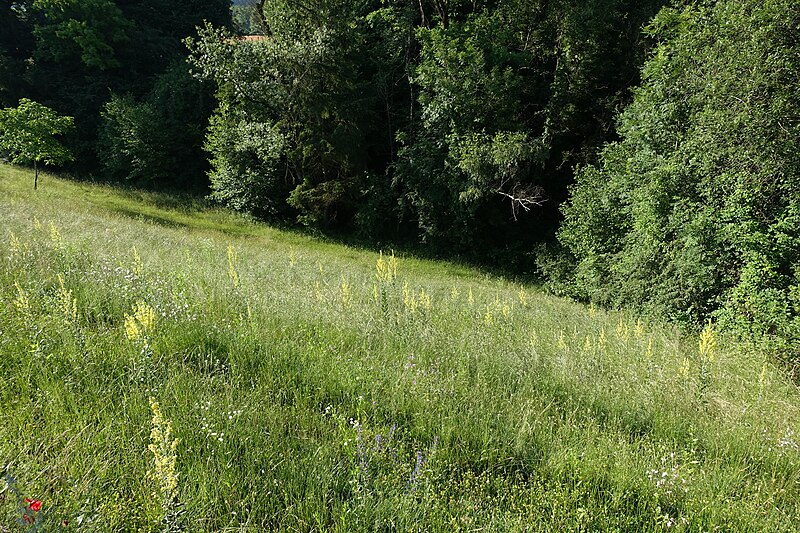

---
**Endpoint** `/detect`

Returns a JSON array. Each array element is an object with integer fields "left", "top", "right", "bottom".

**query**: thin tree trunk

[{"left": 34, "top": 160, "right": 38, "bottom": 190}]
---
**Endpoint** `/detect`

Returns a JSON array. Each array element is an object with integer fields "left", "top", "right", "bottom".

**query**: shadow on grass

[{"left": 3, "top": 163, "right": 544, "bottom": 285}]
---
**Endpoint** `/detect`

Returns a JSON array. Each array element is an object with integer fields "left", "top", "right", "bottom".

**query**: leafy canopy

[
  {"left": 0, "top": 98, "right": 74, "bottom": 167},
  {"left": 557, "top": 0, "right": 800, "bottom": 355}
]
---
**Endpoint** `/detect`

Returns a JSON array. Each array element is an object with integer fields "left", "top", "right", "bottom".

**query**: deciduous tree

[{"left": 0, "top": 98, "right": 74, "bottom": 189}]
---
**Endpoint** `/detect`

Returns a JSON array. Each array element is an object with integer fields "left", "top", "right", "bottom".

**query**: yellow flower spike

[
  {"left": 517, "top": 289, "right": 528, "bottom": 307},
  {"left": 147, "top": 397, "right": 179, "bottom": 508},
  {"left": 502, "top": 303, "right": 511, "bottom": 318},
  {"left": 314, "top": 281, "right": 324, "bottom": 302},
  {"left": 699, "top": 323, "right": 717, "bottom": 363},
  {"left": 33, "top": 217, "right": 42, "bottom": 231},
  {"left": 135, "top": 301, "right": 155, "bottom": 333},
  {"left": 132, "top": 246, "right": 143, "bottom": 279},
  {"left": 483, "top": 309, "right": 494, "bottom": 326},
  {"left": 375, "top": 250, "right": 398, "bottom": 283},
  {"left": 634, "top": 318, "right": 644, "bottom": 338},
  {"left": 680, "top": 358, "right": 690, "bottom": 377},
  {"left": 598, "top": 328, "right": 607, "bottom": 348},
  {"left": 583, "top": 335, "right": 593, "bottom": 351},
  {"left": 340, "top": 280, "right": 352, "bottom": 307},
  {"left": 418, "top": 288, "right": 431, "bottom": 311},
  {"left": 124, "top": 315, "right": 141, "bottom": 340},
  {"left": 13, "top": 281, "right": 30, "bottom": 313},
  {"left": 9, "top": 231, "right": 21, "bottom": 258},
  {"left": 467, "top": 288, "right": 475, "bottom": 306},
  {"left": 49, "top": 222, "right": 63, "bottom": 249},
  {"left": 372, "top": 282, "right": 379, "bottom": 303},
  {"left": 125, "top": 301, "right": 156, "bottom": 340},
  {"left": 645, "top": 339, "right": 653, "bottom": 359},
  {"left": 558, "top": 330, "right": 567, "bottom": 351},
  {"left": 227, "top": 245, "right": 240, "bottom": 288},
  {"left": 57, "top": 274, "right": 78, "bottom": 322},
  {"left": 376, "top": 251, "right": 386, "bottom": 279},
  {"left": 450, "top": 286, "right": 460, "bottom": 300},
  {"left": 615, "top": 318, "right": 629, "bottom": 341},
  {"left": 403, "top": 281, "right": 413, "bottom": 310}
]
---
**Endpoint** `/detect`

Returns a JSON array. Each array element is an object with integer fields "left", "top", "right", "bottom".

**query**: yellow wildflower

[
  {"left": 314, "top": 281, "right": 324, "bottom": 302},
  {"left": 634, "top": 318, "right": 645, "bottom": 338},
  {"left": 132, "top": 246, "right": 143, "bottom": 279},
  {"left": 375, "top": 250, "right": 398, "bottom": 283},
  {"left": 49, "top": 222, "right": 62, "bottom": 249},
  {"left": 615, "top": 318, "right": 629, "bottom": 341},
  {"left": 418, "top": 288, "right": 431, "bottom": 311},
  {"left": 148, "top": 397, "right": 179, "bottom": 507},
  {"left": 57, "top": 274, "right": 78, "bottom": 322},
  {"left": 517, "top": 289, "right": 528, "bottom": 307},
  {"left": 125, "top": 301, "right": 156, "bottom": 340},
  {"left": 9, "top": 231, "right": 21, "bottom": 259},
  {"left": 340, "top": 280, "right": 352, "bottom": 307},
  {"left": 227, "top": 245, "right": 240, "bottom": 288},
  {"left": 680, "top": 358, "right": 690, "bottom": 377},
  {"left": 13, "top": 281, "right": 30, "bottom": 313},
  {"left": 698, "top": 323, "right": 716, "bottom": 363},
  {"left": 558, "top": 330, "right": 567, "bottom": 351}
]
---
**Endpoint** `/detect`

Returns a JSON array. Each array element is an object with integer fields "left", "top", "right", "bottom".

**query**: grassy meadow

[{"left": 1, "top": 163, "right": 800, "bottom": 531}]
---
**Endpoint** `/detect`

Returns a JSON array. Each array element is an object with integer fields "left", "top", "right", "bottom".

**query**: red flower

[
  {"left": 23, "top": 514, "right": 32, "bottom": 524},
  {"left": 24, "top": 498, "right": 42, "bottom": 512}
]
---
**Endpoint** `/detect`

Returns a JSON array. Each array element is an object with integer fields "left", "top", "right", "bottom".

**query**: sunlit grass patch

[{"left": 1, "top": 163, "right": 800, "bottom": 530}]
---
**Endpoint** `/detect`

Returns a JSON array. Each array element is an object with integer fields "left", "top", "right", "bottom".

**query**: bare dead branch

[{"left": 496, "top": 183, "right": 546, "bottom": 221}]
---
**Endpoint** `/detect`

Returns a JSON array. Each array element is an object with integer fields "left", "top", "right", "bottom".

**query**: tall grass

[{"left": 1, "top": 163, "right": 800, "bottom": 531}]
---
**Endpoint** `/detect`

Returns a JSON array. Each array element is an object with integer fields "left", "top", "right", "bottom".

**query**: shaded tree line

[
  {"left": 554, "top": 0, "right": 800, "bottom": 359},
  {"left": 186, "top": 0, "right": 665, "bottom": 268},
  {"left": 0, "top": 0, "right": 230, "bottom": 188}
]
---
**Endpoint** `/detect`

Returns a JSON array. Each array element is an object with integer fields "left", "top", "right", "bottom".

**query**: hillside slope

[{"left": 1, "top": 164, "right": 799, "bottom": 531}]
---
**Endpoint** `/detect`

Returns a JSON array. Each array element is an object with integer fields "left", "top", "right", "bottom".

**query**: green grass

[{"left": 2, "top": 163, "right": 800, "bottom": 531}]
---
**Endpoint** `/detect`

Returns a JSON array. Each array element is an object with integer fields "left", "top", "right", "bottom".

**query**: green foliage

[
  {"left": 558, "top": 0, "right": 800, "bottom": 357},
  {"left": 98, "top": 63, "right": 215, "bottom": 188},
  {"left": 187, "top": 0, "right": 662, "bottom": 260},
  {"left": 98, "top": 94, "right": 169, "bottom": 183},
  {"left": 0, "top": 0, "right": 230, "bottom": 175},
  {"left": 392, "top": 0, "right": 665, "bottom": 257},
  {"left": 0, "top": 98, "right": 73, "bottom": 187},
  {"left": 187, "top": 2, "right": 378, "bottom": 224},
  {"left": 31, "top": 0, "right": 132, "bottom": 70}
]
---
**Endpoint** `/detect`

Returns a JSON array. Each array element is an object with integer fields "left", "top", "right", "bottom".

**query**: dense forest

[{"left": 1, "top": 0, "right": 799, "bottom": 354}]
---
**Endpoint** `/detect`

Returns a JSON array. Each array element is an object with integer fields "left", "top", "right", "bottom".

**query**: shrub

[{"left": 558, "top": 0, "right": 800, "bottom": 357}]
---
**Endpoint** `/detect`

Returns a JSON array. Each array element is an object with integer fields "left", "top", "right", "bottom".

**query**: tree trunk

[{"left": 34, "top": 160, "right": 38, "bottom": 190}]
